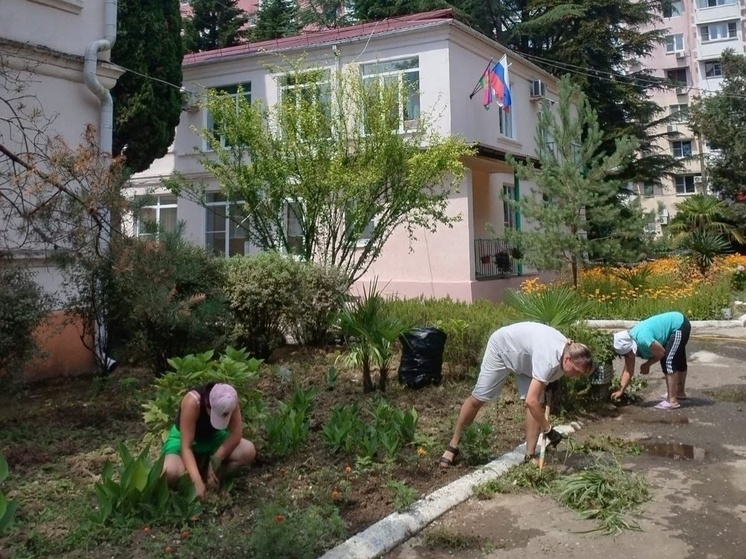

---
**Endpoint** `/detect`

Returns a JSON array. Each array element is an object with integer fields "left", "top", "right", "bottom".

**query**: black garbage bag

[{"left": 397, "top": 327, "right": 447, "bottom": 389}]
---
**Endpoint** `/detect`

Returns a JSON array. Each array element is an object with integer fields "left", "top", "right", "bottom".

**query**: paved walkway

[{"left": 323, "top": 324, "right": 746, "bottom": 559}]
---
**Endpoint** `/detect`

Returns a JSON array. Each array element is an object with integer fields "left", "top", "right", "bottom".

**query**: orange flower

[
  {"left": 181, "top": 530, "right": 190, "bottom": 539},
  {"left": 275, "top": 514, "right": 285, "bottom": 524},
  {"left": 331, "top": 489, "right": 341, "bottom": 500},
  {"left": 142, "top": 526, "right": 151, "bottom": 533},
  {"left": 344, "top": 465, "right": 352, "bottom": 474},
  {"left": 417, "top": 447, "right": 427, "bottom": 457},
  {"left": 165, "top": 546, "right": 173, "bottom": 554}
]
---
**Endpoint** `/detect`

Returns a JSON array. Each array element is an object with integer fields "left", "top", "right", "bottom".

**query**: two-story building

[
  {"left": 131, "top": 9, "right": 560, "bottom": 302},
  {"left": 0, "top": 0, "right": 123, "bottom": 378}
]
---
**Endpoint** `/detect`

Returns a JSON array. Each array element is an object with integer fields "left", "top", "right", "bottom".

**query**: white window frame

[
  {"left": 700, "top": 21, "right": 738, "bottom": 43},
  {"left": 668, "top": 103, "right": 689, "bottom": 122},
  {"left": 665, "top": 34, "right": 685, "bottom": 52},
  {"left": 203, "top": 82, "right": 251, "bottom": 150},
  {"left": 135, "top": 194, "right": 178, "bottom": 238},
  {"left": 704, "top": 60, "right": 723, "bottom": 77},
  {"left": 698, "top": 0, "right": 736, "bottom": 8},
  {"left": 361, "top": 56, "right": 421, "bottom": 134},
  {"left": 344, "top": 204, "right": 375, "bottom": 248},
  {"left": 502, "top": 184, "right": 516, "bottom": 230},
  {"left": 672, "top": 140, "right": 693, "bottom": 158},
  {"left": 675, "top": 175, "right": 698, "bottom": 195},
  {"left": 282, "top": 199, "right": 305, "bottom": 256},
  {"left": 498, "top": 88, "right": 514, "bottom": 139},
  {"left": 205, "top": 193, "right": 250, "bottom": 256},
  {"left": 664, "top": 0, "right": 683, "bottom": 17}
]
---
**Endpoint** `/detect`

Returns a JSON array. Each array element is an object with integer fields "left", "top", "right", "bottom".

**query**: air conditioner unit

[
  {"left": 667, "top": 124, "right": 678, "bottom": 133},
  {"left": 693, "top": 176, "right": 703, "bottom": 184},
  {"left": 675, "top": 86, "right": 687, "bottom": 95},
  {"left": 658, "top": 214, "right": 669, "bottom": 225},
  {"left": 181, "top": 88, "right": 200, "bottom": 113},
  {"left": 529, "top": 79, "right": 547, "bottom": 99},
  {"left": 675, "top": 51, "right": 687, "bottom": 59}
]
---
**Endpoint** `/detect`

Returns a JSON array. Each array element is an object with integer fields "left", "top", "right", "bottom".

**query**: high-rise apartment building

[{"left": 632, "top": 0, "right": 745, "bottom": 234}]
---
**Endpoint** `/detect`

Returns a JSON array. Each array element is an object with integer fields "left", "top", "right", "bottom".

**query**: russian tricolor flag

[{"left": 473, "top": 55, "right": 512, "bottom": 112}]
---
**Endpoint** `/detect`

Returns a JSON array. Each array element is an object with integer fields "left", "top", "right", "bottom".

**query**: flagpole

[{"left": 468, "top": 57, "right": 494, "bottom": 100}]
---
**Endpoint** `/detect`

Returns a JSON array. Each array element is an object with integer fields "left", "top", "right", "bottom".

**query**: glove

[{"left": 543, "top": 427, "right": 563, "bottom": 449}]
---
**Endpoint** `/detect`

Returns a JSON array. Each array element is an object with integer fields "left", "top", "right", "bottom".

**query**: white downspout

[
  {"left": 84, "top": 0, "right": 118, "bottom": 372},
  {"left": 84, "top": 0, "right": 118, "bottom": 153}
]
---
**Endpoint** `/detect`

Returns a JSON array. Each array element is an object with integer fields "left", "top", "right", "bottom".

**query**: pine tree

[
  {"left": 112, "top": 0, "right": 184, "bottom": 174},
  {"left": 183, "top": 0, "right": 248, "bottom": 53},
  {"left": 252, "top": 0, "right": 301, "bottom": 41},
  {"left": 508, "top": 76, "right": 646, "bottom": 287}
]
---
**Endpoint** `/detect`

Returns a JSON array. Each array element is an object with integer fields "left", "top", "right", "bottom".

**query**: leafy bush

[
  {"left": 249, "top": 502, "right": 346, "bottom": 559},
  {"left": 385, "top": 479, "right": 419, "bottom": 512},
  {"left": 504, "top": 286, "right": 593, "bottom": 327},
  {"left": 460, "top": 421, "right": 494, "bottom": 465},
  {"left": 264, "top": 385, "right": 316, "bottom": 458},
  {"left": 321, "top": 399, "right": 418, "bottom": 461},
  {"left": 384, "top": 297, "right": 510, "bottom": 375},
  {"left": 91, "top": 443, "right": 201, "bottom": 526},
  {"left": 224, "top": 253, "right": 348, "bottom": 358},
  {"left": 106, "top": 232, "right": 231, "bottom": 373},
  {"left": 0, "top": 452, "right": 18, "bottom": 535},
  {"left": 0, "top": 265, "right": 53, "bottom": 374},
  {"left": 142, "top": 347, "right": 264, "bottom": 440}
]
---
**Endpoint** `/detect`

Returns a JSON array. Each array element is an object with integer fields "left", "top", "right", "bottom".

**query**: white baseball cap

[{"left": 613, "top": 331, "right": 637, "bottom": 356}]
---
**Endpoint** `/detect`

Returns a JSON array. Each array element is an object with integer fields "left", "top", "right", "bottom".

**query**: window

[
  {"left": 282, "top": 200, "right": 304, "bottom": 255},
  {"left": 503, "top": 184, "right": 516, "bottom": 230},
  {"left": 705, "top": 60, "right": 723, "bottom": 77},
  {"left": 672, "top": 140, "right": 693, "bottom": 158},
  {"left": 344, "top": 203, "right": 375, "bottom": 245},
  {"left": 498, "top": 103, "right": 513, "bottom": 138},
  {"left": 642, "top": 184, "right": 655, "bottom": 197},
  {"left": 665, "top": 34, "right": 684, "bottom": 52},
  {"left": 666, "top": 68, "right": 688, "bottom": 86},
  {"left": 698, "top": 0, "right": 736, "bottom": 7},
  {"left": 205, "top": 82, "right": 251, "bottom": 148},
  {"left": 280, "top": 70, "right": 332, "bottom": 136},
  {"left": 205, "top": 193, "right": 248, "bottom": 256},
  {"left": 361, "top": 57, "right": 420, "bottom": 133},
  {"left": 675, "top": 175, "right": 698, "bottom": 195},
  {"left": 700, "top": 21, "right": 738, "bottom": 42},
  {"left": 136, "top": 195, "right": 178, "bottom": 238},
  {"left": 669, "top": 103, "right": 689, "bottom": 122},
  {"left": 664, "top": 0, "right": 683, "bottom": 16}
]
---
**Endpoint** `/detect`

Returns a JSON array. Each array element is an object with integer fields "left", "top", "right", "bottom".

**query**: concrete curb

[
  {"left": 319, "top": 422, "right": 582, "bottom": 559},
  {"left": 587, "top": 313, "right": 746, "bottom": 330}
]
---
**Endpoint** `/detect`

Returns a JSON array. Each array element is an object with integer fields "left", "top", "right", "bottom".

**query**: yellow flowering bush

[{"left": 521, "top": 256, "right": 738, "bottom": 319}]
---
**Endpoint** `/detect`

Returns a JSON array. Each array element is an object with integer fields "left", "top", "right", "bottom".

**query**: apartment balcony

[
  {"left": 699, "top": 76, "right": 725, "bottom": 93},
  {"left": 474, "top": 238, "right": 520, "bottom": 279},
  {"left": 698, "top": 36, "right": 741, "bottom": 59},
  {"left": 695, "top": 3, "right": 742, "bottom": 24}
]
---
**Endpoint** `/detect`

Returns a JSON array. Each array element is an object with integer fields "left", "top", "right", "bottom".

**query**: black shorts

[{"left": 661, "top": 318, "right": 690, "bottom": 375}]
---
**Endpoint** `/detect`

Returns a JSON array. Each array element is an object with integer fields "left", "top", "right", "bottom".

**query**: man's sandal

[{"left": 439, "top": 445, "right": 459, "bottom": 468}]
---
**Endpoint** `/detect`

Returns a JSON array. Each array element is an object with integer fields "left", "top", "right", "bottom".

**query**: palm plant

[
  {"left": 503, "top": 285, "right": 593, "bottom": 328},
  {"left": 337, "top": 280, "right": 411, "bottom": 393},
  {"left": 669, "top": 194, "right": 741, "bottom": 274}
]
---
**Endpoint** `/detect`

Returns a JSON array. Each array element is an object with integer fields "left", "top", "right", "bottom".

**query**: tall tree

[
  {"left": 689, "top": 50, "right": 746, "bottom": 200},
  {"left": 508, "top": 75, "right": 645, "bottom": 287},
  {"left": 252, "top": 0, "right": 301, "bottom": 41},
  {"left": 172, "top": 63, "right": 472, "bottom": 284},
  {"left": 112, "top": 0, "right": 184, "bottom": 174},
  {"left": 183, "top": 0, "right": 248, "bottom": 52}
]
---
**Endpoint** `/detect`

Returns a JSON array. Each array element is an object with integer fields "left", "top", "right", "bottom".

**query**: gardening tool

[{"left": 538, "top": 391, "right": 552, "bottom": 474}]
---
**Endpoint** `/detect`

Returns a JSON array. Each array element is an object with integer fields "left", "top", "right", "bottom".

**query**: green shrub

[
  {"left": 385, "top": 297, "right": 510, "bottom": 374},
  {"left": 142, "top": 347, "right": 264, "bottom": 440},
  {"left": 90, "top": 442, "right": 201, "bottom": 526},
  {"left": 503, "top": 286, "right": 593, "bottom": 328},
  {"left": 385, "top": 479, "right": 419, "bottom": 512},
  {"left": 107, "top": 232, "right": 231, "bottom": 373},
  {"left": 460, "top": 421, "right": 494, "bottom": 465},
  {"left": 264, "top": 385, "right": 316, "bottom": 457},
  {"left": 0, "top": 264, "right": 53, "bottom": 374},
  {"left": 224, "top": 253, "right": 348, "bottom": 358},
  {"left": 0, "top": 452, "right": 18, "bottom": 535},
  {"left": 250, "top": 502, "right": 346, "bottom": 559}
]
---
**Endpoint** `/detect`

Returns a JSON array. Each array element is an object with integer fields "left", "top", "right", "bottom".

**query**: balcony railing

[{"left": 474, "top": 238, "right": 520, "bottom": 279}]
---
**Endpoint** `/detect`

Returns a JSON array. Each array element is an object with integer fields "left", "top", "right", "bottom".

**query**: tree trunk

[
  {"left": 378, "top": 366, "right": 388, "bottom": 393},
  {"left": 362, "top": 363, "right": 374, "bottom": 393}
]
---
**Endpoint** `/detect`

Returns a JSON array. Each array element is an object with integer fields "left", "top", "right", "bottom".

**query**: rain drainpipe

[
  {"left": 84, "top": 0, "right": 118, "bottom": 152},
  {"left": 83, "top": 0, "right": 118, "bottom": 373}
]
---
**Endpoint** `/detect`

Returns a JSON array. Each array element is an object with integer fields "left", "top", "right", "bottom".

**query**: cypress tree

[
  {"left": 183, "top": 0, "right": 249, "bottom": 53},
  {"left": 252, "top": 0, "right": 301, "bottom": 41}
]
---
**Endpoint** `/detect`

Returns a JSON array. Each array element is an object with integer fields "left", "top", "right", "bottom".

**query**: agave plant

[
  {"left": 611, "top": 262, "right": 654, "bottom": 291},
  {"left": 337, "top": 280, "right": 412, "bottom": 393},
  {"left": 503, "top": 285, "right": 593, "bottom": 328}
]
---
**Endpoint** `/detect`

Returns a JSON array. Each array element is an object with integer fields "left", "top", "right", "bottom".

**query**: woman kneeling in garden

[
  {"left": 440, "top": 322, "right": 594, "bottom": 467},
  {"left": 162, "top": 383, "right": 256, "bottom": 499}
]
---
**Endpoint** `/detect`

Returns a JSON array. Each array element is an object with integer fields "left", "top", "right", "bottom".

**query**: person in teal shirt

[{"left": 611, "top": 311, "right": 691, "bottom": 409}]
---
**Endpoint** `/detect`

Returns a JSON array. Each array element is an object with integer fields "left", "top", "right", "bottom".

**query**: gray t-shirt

[{"left": 483, "top": 322, "right": 567, "bottom": 384}]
